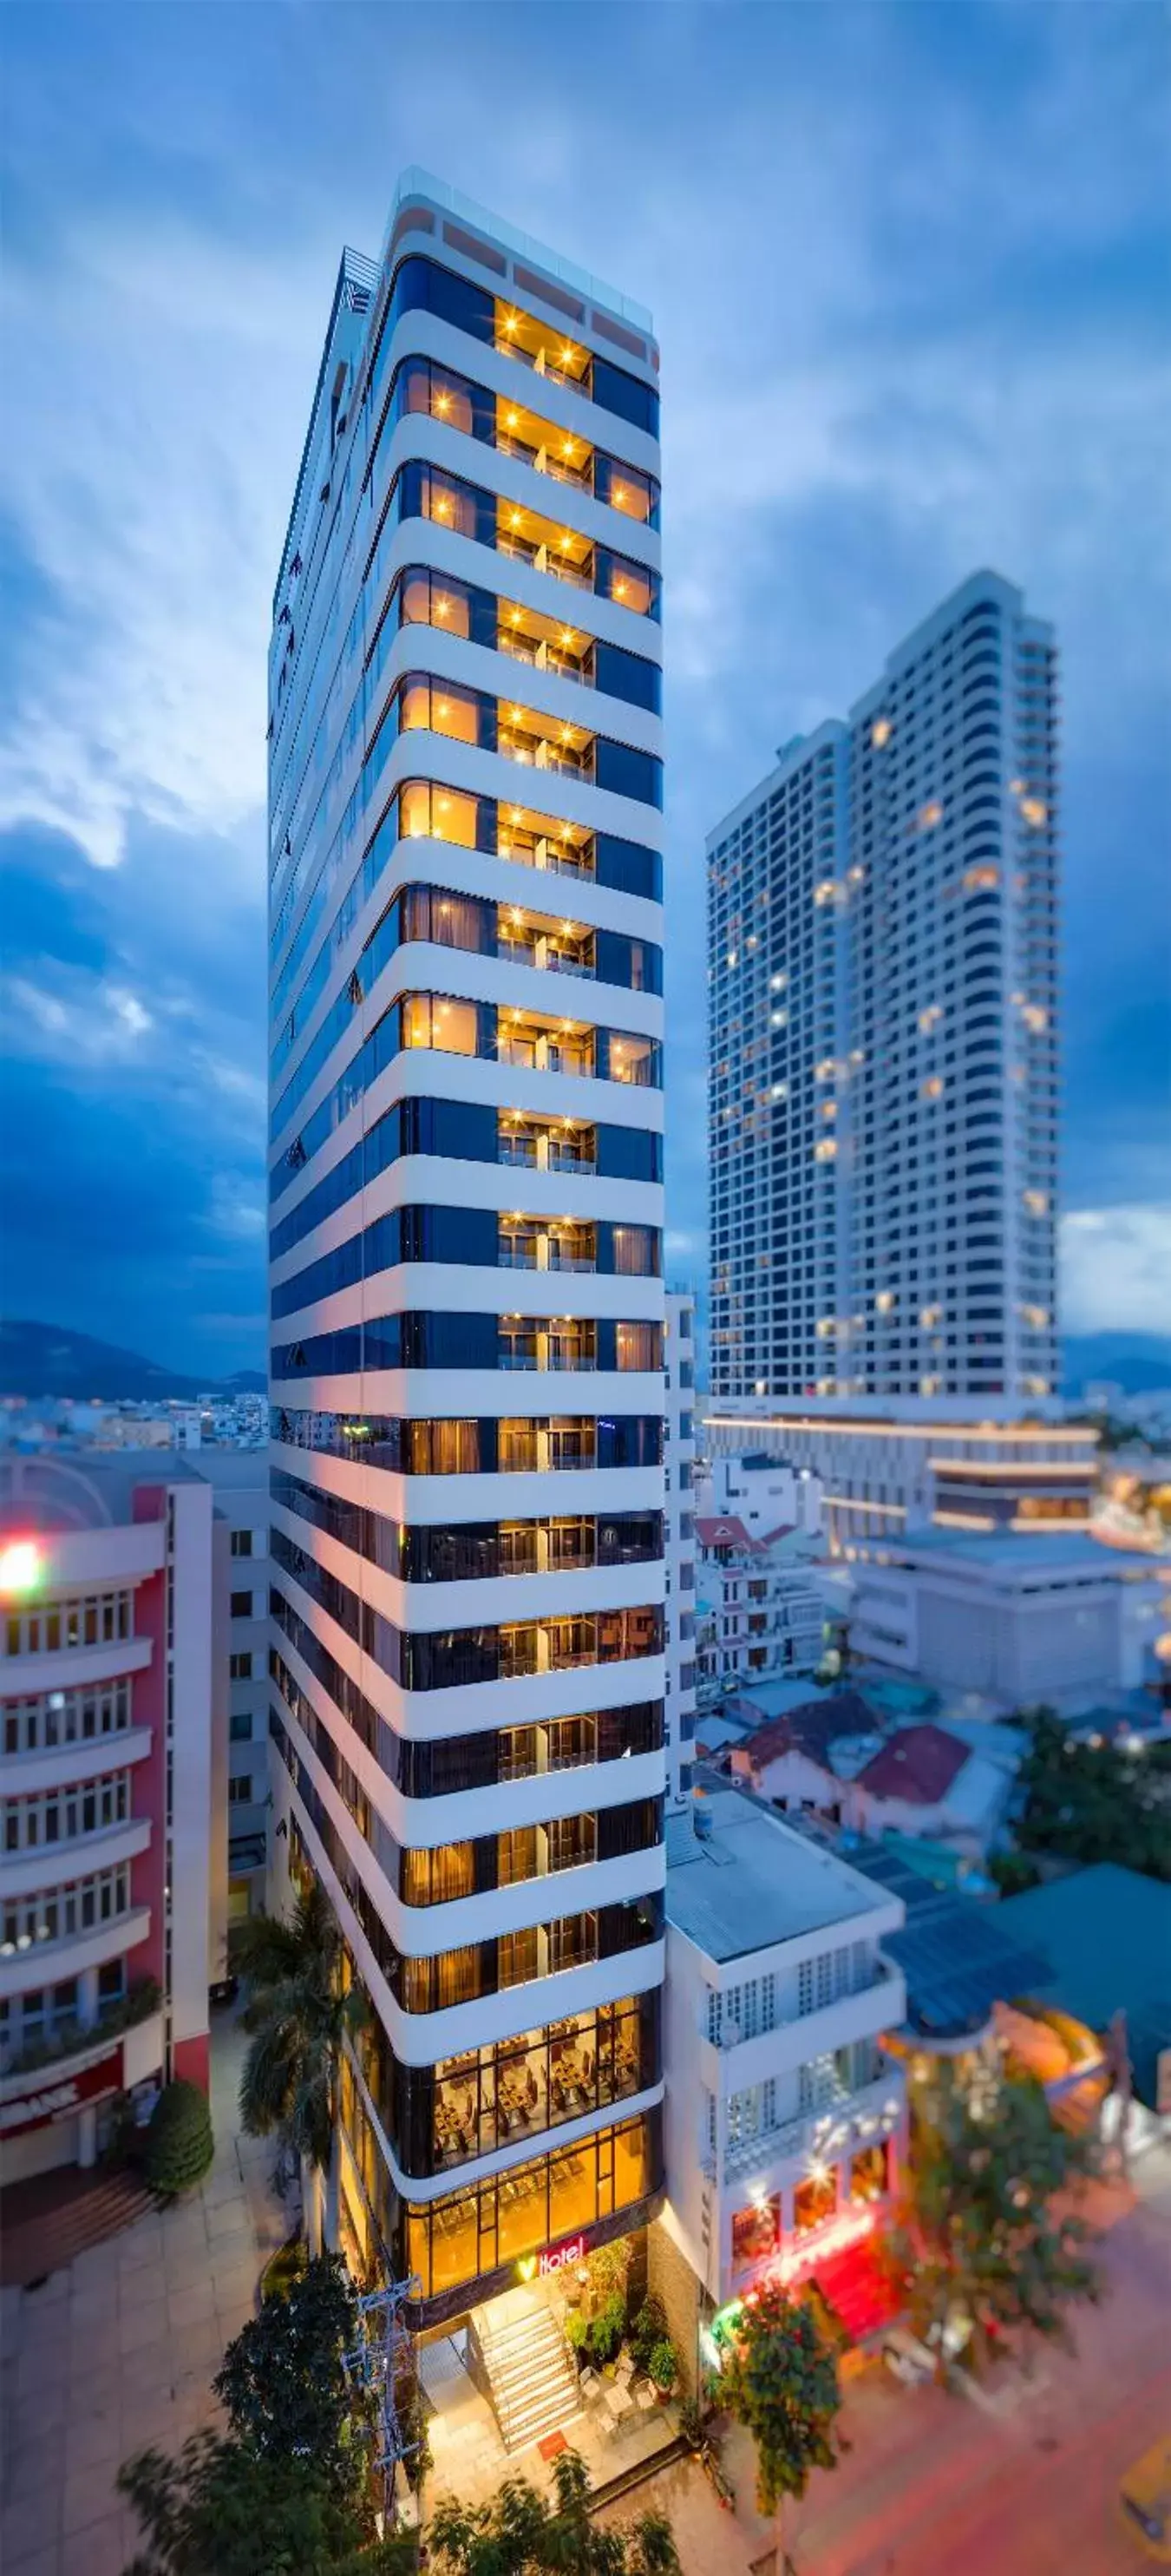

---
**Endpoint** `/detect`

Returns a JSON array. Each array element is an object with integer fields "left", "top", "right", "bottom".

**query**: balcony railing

[
  {"left": 722, "top": 2070, "right": 903, "bottom": 2180},
  {"left": 498, "top": 737, "right": 594, "bottom": 783},
  {"left": 497, "top": 632, "right": 593, "bottom": 689},
  {"left": 493, "top": 338, "right": 584, "bottom": 398},
  {"left": 496, "top": 531, "right": 592, "bottom": 593},
  {"left": 496, "top": 430, "right": 593, "bottom": 495}
]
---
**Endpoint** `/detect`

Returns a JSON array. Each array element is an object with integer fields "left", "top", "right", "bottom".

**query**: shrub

[
  {"left": 588, "top": 2290, "right": 627, "bottom": 2364},
  {"left": 260, "top": 2236, "right": 308, "bottom": 2303},
  {"left": 144, "top": 2078, "right": 214, "bottom": 2197},
  {"left": 566, "top": 2311, "right": 591, "bottom": 2354},
  {"left": 631, "top": 2294, "right": 668, "bottom": 2370},
  {"left": 648, "top": 2338, "right": 678, "bottom": 2394}
]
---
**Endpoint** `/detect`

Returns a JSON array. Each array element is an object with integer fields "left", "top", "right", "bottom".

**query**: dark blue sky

[{"left": 2, "top": 1, "right": 1168, "bottom": 1373}]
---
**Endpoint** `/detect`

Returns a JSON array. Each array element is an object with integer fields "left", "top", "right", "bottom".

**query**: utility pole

[{"left": 343, "top": 2274, "right": 422, "bottom": 2530}]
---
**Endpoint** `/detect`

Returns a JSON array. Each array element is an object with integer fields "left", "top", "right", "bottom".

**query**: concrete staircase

[{"left": 474, "top": 2299, "right": 582, "bottom": 2453}]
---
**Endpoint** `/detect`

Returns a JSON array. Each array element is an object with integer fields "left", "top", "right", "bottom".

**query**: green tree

[
  {"left": 117, "top": 2429, "right": 415, "bottom": 2576},
  {"left": 715, "top": 2285, "right": 843, "bottom": 2566},
  {"left": 235, "top": 1880, "right": 366, "bottom": 2251},
  {"left": 1012, "top": 1706, "right": 1171, "bottom": 1882},
  {"left": 893, "top": 2055, "right": 1102, "bottom": 2369},
  {"left": 213, "top": 2254, "right": 374, "bottom": 2523},
  {"left": 428, "top": 2446, "right": 679, "bottom": 2576},
  {"left": 143, "top": 2080, "right": 213, "bottom": 2197}
]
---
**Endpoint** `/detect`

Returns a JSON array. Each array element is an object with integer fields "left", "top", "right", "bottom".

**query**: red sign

[
  {"left": 539, "top": 2232, "right": 586, "bottom": 2278},
  {"left": 762, "top": 2205, "right": 875, "bottom": 2292},
  {"left": 0, "top": 2042, "right": 123, "bottom": 2138}
]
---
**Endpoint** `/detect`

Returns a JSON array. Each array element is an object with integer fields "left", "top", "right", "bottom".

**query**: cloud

[
  {"left": 1060, "top": 1206, "right": 1171, "bottom": 1335},
  {"left": 0, "top": 0, "right": 1167, "bottom": 1363}
]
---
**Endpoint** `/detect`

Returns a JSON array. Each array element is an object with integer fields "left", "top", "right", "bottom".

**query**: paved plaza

[{"left": 0, "top": 2014, "right": 289, "bottom": 2576}]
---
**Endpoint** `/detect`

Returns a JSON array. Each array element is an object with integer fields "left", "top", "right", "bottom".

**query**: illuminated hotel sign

[{"left": 538, "top": 2232, "right": 586, "bottom": 2278}]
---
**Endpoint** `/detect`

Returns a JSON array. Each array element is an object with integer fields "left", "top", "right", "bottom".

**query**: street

[{"left": 602, "top": 2145, "right": 1171, "bottom": 2576}]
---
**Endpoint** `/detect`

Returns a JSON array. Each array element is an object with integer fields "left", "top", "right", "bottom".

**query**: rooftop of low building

[
  {"left": 0, "top": 1447, "right": 205, "bottom": 1534},
  {"left": 995, "top": 1862, "right": 1171, "bottom": 2107},
  {"left": 665, "top": 1786, "right": 900, "bottom": 1961}
]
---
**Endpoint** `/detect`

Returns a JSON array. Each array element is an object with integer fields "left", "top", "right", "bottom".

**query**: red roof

[
  {"left": 855, "top": 1723, "right": 968, "bottom": 1806},
  {"left": 696, "top": 1517, "right": 798, "bottom": 1555},
  {"left": 732, "top": 1690, "right": 878, "bottom": 1776},
  {"left": 695, "top": 1516, "right": 754, "bottom": 1550}
]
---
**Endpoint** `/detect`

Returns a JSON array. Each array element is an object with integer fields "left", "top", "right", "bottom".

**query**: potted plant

[
  {"left": 679, "top": 2396, "right": 704, "bottom": 2453},
  {"left": 648, "top": 2337, "right": 679, "bottom": 2400}
]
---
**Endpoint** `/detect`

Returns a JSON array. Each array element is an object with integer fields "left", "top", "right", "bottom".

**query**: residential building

[
  {"left": 266, "top": 171, "right": 667, "bottom": 2355},
  {"left": 656, "top": 1791, "right": 906, "bottom": 2358},
  {"left": 664, "top": 1293, "right": 697, "bottom": 1804},
  {"left": 698, "top": 1450, "right": 822, "bottom": 1540},
  {"left": 729, "top": 1702, "right": 1013, "bottom": 1857},
  {"left": 189, "top": 1453, "right": 271, "bottom": 1936},
  {"left": 708, "top": 568, "right": 1060, "bottom": 1410},
  {"left": 846, "top": 1528, "right": 1170, "bottom": 1706},
  {"left": 0, "top": 1453, "right": 215, "bottom": 2182},
  {"left": 694, "top": 1451, "right": 825, "bottom": 1703}
]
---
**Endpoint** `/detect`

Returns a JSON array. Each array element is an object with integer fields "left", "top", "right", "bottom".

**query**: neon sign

[
  {"left": 767, "top": 2203, "right": 876, "bottom": 2291},
  {"left": 538, "top": 2232, "right": 586, "bottom": 2278}
]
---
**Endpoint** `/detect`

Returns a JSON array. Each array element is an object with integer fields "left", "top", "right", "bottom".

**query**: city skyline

[{"left": 2, "top": 2, "right": 1168, "bottom": 1373}]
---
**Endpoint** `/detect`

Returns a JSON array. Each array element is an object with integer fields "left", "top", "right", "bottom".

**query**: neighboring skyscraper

[
  {"left": 709, "top": 571, "right": 1059, "bottom": 1408},
  {"left": 0, "top": 1455, "right": 215, "bottom": 2184},
  {"left": 267, "top": 174, "right": 667, "bottom": 2333}
]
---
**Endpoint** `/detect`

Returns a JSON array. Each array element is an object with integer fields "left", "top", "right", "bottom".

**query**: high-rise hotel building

[
  {"left": 708, "top": 571, "right": 1060, "bottom": 1409},
  {"left": 266, "top": 174, "right": 666, "bottom": 2329}
]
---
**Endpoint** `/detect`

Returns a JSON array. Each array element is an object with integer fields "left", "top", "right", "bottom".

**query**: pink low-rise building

[{"left": 1, "top": 1453, "right": 218, "bottom": 2184}]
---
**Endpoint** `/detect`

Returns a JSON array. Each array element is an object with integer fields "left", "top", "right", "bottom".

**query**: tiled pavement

[{"left": 0, "top": 2014, "right": 291, "bottom": 2576}]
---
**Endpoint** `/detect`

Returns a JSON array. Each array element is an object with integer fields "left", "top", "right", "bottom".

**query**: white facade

[
  {"left": 699, "top": 1452, "right": 822, "bottom": 1539},
  {"left": 847, "top": 1531, "right": 1171, "bottom": 1707},
  {"left": 709, "top": 571, "right": 1060, "bottom": 1408},
  {"left": 661, "top": 1793, "right": 906, "bottom": 2309},
  {"left": 694, "top": 1450, "right": 824, "bottom": 1701},
  {"left": 0, "top": 1454, "right": 215, "bottom": 2183},
  {"left": 664, "top": 1291, "right": 697, "bottom": 1803},
  {"left": 190, "top": 1452, "right": 271, "bottom": 1938},
  {"left": 706, "top": 1397, "right": 1099, "bottom": 1556},
  {"left": 266, "top": 172, "right": 667, "bottom": 2317}
]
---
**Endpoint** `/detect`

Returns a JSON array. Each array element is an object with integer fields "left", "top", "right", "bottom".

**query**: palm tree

[{"left": 235, "top": 1881, "right": 365, "bottom": 2255}]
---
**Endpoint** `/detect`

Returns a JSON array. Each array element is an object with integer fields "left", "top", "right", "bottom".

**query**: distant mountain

[
  {"left": 1061, "top": 1333, "right": 1171, "bottom": 1398},
  {"left": 0, "top": 1321, "right": 265, "bottom": 1404}
]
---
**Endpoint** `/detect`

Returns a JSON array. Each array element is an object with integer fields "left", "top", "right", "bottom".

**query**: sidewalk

[{"left": 0, "top": 2009, "right": 290, "bottom": 2576}]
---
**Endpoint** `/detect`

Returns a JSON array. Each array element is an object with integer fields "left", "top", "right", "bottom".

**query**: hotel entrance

[{"left": 416, "top": 2219, "right": 681, "bottom": 2504}]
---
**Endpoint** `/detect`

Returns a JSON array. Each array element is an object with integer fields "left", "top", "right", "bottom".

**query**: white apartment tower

[
  {"left": 664, "top": 1292, "right": 698, "bottom": 1805},
  {"left": 266, "top": 174, "right": 666, "bottom": 2329},
  {"left": 709, "top": 572, "right": 1059, "bottom": 1408}
]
